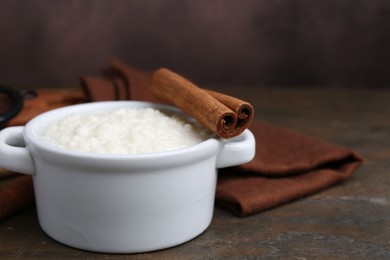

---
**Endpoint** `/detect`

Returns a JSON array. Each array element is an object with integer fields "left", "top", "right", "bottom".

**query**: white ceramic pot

[{"left": 0, "top": 101, "right": 255, "bottom": 253}]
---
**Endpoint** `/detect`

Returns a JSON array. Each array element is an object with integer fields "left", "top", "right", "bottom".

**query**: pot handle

[
  {"left": 216, "top": 129, "right": 256, "bottom": 168},
  {"left": 0, "top": 126, "right": 35, "bottom": 175}
]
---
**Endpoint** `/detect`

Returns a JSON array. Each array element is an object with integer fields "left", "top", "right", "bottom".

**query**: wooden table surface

[{"left": 1, "top": 87, "right": 389, "bottom": 259}]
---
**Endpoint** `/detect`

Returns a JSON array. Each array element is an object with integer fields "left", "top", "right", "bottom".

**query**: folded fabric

[
  {"left": 81, "top": 59, "right": 158, "bottom": 103},
  {"left": 0, "top": 59, "right": 363, "bottom": 220},
  {"left": 81, "top": 59, "right": 364, "bottom": 217},
  {"left": 216, "top": 121, "right": 362, "bottom": 216},
  {"left": 0, "top": 173, "right": 34, "bottom": 220}
]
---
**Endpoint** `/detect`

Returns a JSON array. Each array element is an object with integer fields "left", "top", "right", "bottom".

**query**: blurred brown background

[{"left": 0, "top": 0, "right": 389, "bottom": 88}]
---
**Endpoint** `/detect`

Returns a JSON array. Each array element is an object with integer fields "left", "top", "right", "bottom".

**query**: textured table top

[{"left": 1, "top": 87, "right": 389, "bottom": 259}]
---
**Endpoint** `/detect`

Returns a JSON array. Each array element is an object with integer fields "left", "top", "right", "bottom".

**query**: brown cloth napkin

[
  {"left": 0, "top": 60, "right": 363, "bottom": 220},
  {"left": 0, "top": 170, "right": 34, "bottom": 220},
  {"left": 81, "top": 59, "right": 363, "bottom": 217},
  {"left": 216, "top": 121, "right": 362, "bottom": 216}
]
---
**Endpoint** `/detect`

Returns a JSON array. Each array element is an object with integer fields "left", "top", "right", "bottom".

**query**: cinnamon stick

[
  {"left": 205, "top": 89, "right": 254, "bottom": 131},
  {"left": 151, "top": 68, "right": 254, "bottom": 138}
]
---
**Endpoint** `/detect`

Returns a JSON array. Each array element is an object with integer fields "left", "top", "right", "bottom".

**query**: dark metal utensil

[{"left": 0, "top": 86, "right": 36, "bottom": 129}]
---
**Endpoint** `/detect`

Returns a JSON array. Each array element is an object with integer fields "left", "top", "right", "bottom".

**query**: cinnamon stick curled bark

[
  {"left": 151, "top": 68, "right": 254, "bottom": 139},
  {"left": 205, "top": 89, "right": 254, "bottom": 131}
]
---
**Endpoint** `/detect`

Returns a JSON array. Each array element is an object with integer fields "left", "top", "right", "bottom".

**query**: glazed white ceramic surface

[{"left": 0, "top": 101, "right": 255, "bottom": 253}]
